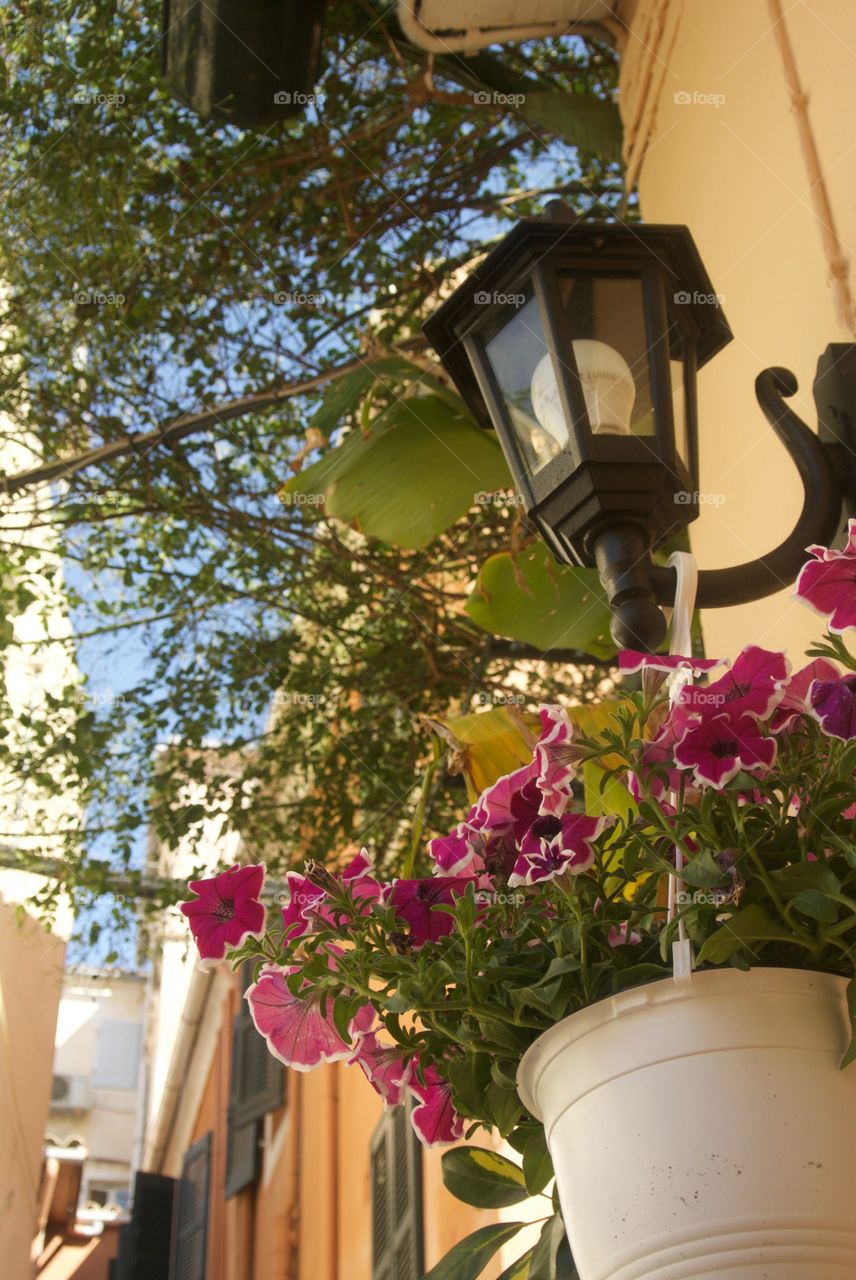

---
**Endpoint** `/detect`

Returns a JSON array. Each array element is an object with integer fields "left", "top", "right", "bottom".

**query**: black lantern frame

[{"left": 425, "top": 214, "right": 851, "bottom": 650}]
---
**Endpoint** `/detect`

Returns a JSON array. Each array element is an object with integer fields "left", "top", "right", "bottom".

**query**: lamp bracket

[{"left": 646, "top": 354, "right": 846, "bottom": 613}]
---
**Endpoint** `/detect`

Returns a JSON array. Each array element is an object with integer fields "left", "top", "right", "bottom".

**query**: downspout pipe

[{"left": 142, "top": 966, "right": 213, "bottom": 1173}]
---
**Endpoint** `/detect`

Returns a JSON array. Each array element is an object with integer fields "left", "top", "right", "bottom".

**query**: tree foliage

[{"left": 0, "top": 0, "right": 624, "bottom": 940}]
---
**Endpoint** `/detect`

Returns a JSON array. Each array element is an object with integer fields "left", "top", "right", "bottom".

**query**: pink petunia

[
  {"left": 387, "top": 877, "right": 476, "bottom": 946},
  {"left": 429, "top": 825, "right": 482, "bottom": 877},
  {"left": 809, "top": 674, "right": 856, "bottom": 741},
  {"left": 348, "top": 1031, "right": 412, "bottom": 1108},
  {"left": 677, "top": 645, "right": 789, "bottom": 722},
  {"left": 180, "top": 863, "right": 266, "bottom": 970},
  {"left": 281, "top": 870, "right": 326, "bottom": 939},
  {"left": 407, "top": 1063, "right": 466, "bottom": 1146},
  {"left": 795, "top": 520, "right": 856, "bottom": 633},
  {"left": 533, "top": 705, "right": 578, "bottom": 815},
  {"left": 770, "top": 658, "right": 840, "bottom": 733},
  {"left": 618, "top": 651, "right": 723, "bottom": 675},
  {"left": 246, "top": 963, "right": 374, "bottom": 1072},
  {"left": 508, "top": 813, "right": 606, "bottom": 886},
  {"left": 674, "top": 712, "right": 777, "bottom": 788}
]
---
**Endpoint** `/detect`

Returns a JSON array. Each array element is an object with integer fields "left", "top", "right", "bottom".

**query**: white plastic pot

[{"left": 517, "top": 968, "right": 856, "bottom": 1280}]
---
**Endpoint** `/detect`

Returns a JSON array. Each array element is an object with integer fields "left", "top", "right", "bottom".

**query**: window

[
  {"left": 224, "top": 967, "right": 285, "bottom": 1198},
  {"left": 93, "top": 1020, "right": 142, "bottom": 1090},
  {"left": 111, "top": 1170, "right": 175, "bottom": 1280},
  {"left": 371, "top": 1104, "right": 424, "bottom": 1280},
  {"left": 170, "top": 1133, "right": 211, "bottom": 1280}
]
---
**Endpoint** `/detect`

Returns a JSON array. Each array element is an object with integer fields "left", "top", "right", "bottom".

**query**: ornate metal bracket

[{"left": 596, "top": 345, "right": 851, "bottom": 650}]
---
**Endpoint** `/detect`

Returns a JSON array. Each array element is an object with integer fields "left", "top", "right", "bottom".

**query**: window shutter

[
  {"left": 113, "top": 1172, "right": 175, "bottom": 1280},
  {"left": 225, "top": 966, "right": 285, "bottom": 1198},
  {"left": 169, "top": 1133, "right": 211, "bottom": 1280},
  {"left": 371, "top": 1104, "right": 424, "bottom": 1280}
]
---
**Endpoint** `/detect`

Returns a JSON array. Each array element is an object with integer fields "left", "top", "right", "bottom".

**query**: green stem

[{"left": 402, "top": 744, "right": 442, "bottom": 878}]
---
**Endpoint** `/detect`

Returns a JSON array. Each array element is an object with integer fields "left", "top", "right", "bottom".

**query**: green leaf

[
  {"left": 515, "top": 92, "right": 623, "bottom": 162},
  {"left": 681, "top": 849, "right": 728, "bottom": 889},
  {"left": 441, "top": 1147, "right": 529, "bottom": 1208},
  {"left": 282, "top": 395, "right": 511, "bottom": 549},
  {"left": 422, "top": 1223, "right": 529, "bottom": 1280},
  {"left": 465, "top": 544, "right": 614, "bottom": 658},
  {"left": 522, "top": 1127, "right": 553, "bottom": 1195},
  {"left": 771, "top": 862, "right": 842, "bottom": 896},
  {"left": 529, "top": 1214, "right": 567, "bottom": 1280},
  {"left": 497, "top": 1250, "right": 534, "bottom": 1280},
  {"left": 695, "top": 904, "right": 812, "bottom": 965},
  {"left": 791, "top": 889, "right": 839, "bottom": 923},
  {"left": 308, "top": 356, "right": 441, "bottom": 437}
]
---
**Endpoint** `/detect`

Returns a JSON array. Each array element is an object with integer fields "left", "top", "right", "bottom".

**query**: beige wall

[
  {"left": 618, "top": 0, "right": 856, "bottom": 660},
  {"left": 0, "top": 900, "right": 65, "bottom": 1272}
]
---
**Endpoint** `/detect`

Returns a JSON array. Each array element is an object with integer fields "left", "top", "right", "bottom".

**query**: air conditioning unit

[{"left": 51, "top": 1074, "right": 94, "bottom": 1112}]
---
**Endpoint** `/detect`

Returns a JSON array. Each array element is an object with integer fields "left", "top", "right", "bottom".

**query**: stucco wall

[
  {"left": 0, "top": 900, "right": 65, "bottom": 1273},
  {"left": 618, "top": 0, "right": 856, "bottom": 660}
]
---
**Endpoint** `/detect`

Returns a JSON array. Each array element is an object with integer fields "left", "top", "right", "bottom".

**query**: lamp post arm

[{"left": 648, "top": 366, "right": 843, "bottom": 610}]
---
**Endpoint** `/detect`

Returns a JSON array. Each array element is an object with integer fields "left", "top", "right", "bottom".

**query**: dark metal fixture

[
  {"left": 424, "top": 209, "right": 850, "bottom": 650},
  {"left": 162, "top": 0, "right": 327, "bottom": 128}
]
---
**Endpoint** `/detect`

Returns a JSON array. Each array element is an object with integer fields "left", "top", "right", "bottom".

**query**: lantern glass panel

[
  {"left": 551, "top": 274, "right": 657, "bottom": 442},
  {"left": 483, "top": 294, "right": 563, "bottom": 477},
  {"left": 670, "top": 355, "right": 689, "bottom": 475}
]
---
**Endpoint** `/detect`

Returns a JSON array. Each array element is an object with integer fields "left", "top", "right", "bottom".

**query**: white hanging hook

[{"left": 664, "top": 550, "right": 698, "bottom": 982}]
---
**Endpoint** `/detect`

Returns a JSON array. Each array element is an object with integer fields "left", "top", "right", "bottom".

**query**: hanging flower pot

[
  {"left": 518, "top": 967, "right": 856, "bottom": 1280},
  {"left": 179, "top": 521, "right": 856, "bottom": 1280}
]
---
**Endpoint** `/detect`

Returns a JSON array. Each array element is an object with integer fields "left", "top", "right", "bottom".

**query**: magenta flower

[
  {"left": 770, "top": 658, "right": 840, "bottom": 733},
  {"left": 180, "top": 863, "right": 266, "bottom": 970},
  {"left": 246, "top": 963, "right": 374, "bottom": 1072},
  {"left": 281, "top": 870, "right": 325, "bottom": 939},
  {"left": 429, "top": 825, "right": 482, "bottom": 877},
  {"left": 627, "top": 717, "right": 686, "bottom": 802},
  {"left": 281, "top": 848, "right": 381, "bottom": 937},
  {"left": 618, "top": 651, "right": 723, "bottom": 675},
  {"left": 348, "top": 1032, "right": 412, "bottom": 1107},
  {"left": 608, "top": 921, "right": 642, "bottom": 947},
  {"left": 508, "top": 813, "right": 605, "bottom": 886},
  {"left": 795, "top": 520, "right": 856, "bottom": 633},
  {"left": 533, "top": 705, "right": 578, "bottom": 815},
  {"left": 387, "top": 877, "right": 475, "bottom": 946},
  {"left": 674, "top": 712, "right": 777, "bottom": 787},
  {"left": 407, "top": 1063, "right": 466, "bottom": 1146},
  {"left": 471, "top": 762, "right": 541, "bottom": 835},
  {"left": 678, "top": 645, "right": 789, "bottom": 721},
  {"left": 809, "top": 674, "right": 856, "bottom": 741}
]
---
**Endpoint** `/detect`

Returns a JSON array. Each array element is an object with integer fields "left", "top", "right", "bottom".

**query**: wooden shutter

[
  {"left": 169, "top": 1133, "right": 211, "bottom": 1280},
  {"left": 371, "top": 1104, "right": 424, "bottom": 1280},
  {"left": 113, "top": 1172, "right": 175, "bottom": 1280},
  {"left": 224, "top": 966, "right": 285, "bottom": 1198}
]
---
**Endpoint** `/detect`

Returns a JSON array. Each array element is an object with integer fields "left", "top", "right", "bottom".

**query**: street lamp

[{"left": 424, "top": 208, "right": 848, "bottom": 650}]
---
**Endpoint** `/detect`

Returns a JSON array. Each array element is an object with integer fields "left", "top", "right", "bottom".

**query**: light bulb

[{"left": 530, "top": 339, "right": 637, "bottom": 444}]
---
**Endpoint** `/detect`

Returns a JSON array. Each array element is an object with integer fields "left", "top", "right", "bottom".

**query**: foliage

[{"left": 0, "top": 0, "right": 625, "bottom": 936}]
